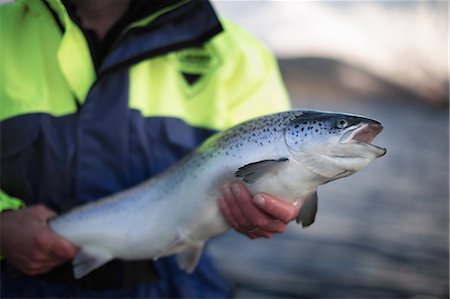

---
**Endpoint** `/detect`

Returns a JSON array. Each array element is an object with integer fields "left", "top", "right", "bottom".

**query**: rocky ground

[{"left": 207, "top": 58, "right": 449, "bottom": 298}]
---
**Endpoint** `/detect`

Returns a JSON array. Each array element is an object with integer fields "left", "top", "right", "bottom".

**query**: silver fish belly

[{"left": 49, "top": 110, "right": 386, "bottom": 278}]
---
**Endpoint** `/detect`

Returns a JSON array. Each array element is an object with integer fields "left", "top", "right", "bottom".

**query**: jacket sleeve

[{"left": 0, "top": 190, "right": 24, "bottom": 212}]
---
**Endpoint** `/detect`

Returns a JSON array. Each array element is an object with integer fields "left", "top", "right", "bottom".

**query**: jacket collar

[
  {"left": 43, "top": 0, "right": 223, "bottom": 74},
  {"left": 19, "top": 0, "right": 222, "bottom": 101},
  {"left": 100, "top": 0, "right": 223, "bottom": 74}
]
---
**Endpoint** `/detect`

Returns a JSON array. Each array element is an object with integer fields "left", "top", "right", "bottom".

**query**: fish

[{"left": 49, "top": 110, "right": 386, "bottom": 279}]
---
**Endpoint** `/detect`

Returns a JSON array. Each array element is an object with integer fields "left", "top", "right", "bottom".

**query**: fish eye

[{"left": 336, "top": 119, "right": 349, "bottom": 128}]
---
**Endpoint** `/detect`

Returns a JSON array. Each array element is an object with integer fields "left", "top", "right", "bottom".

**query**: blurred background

[{"left": 207, "top": 1, "right": 449, "bottom": 298}]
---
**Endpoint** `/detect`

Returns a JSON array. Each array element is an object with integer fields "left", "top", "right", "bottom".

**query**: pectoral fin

[
  {"left": 176, "top": 242, "right": 205, "bottom": 273},
  {"left": 235, "top": 158, "right": 289, "bottom": 183},
  {"left": 296, "top": 191, "right": 318, "bottom": 228},
  {"left": 72, "top": 247, "right": 113, "bottom": 279}
]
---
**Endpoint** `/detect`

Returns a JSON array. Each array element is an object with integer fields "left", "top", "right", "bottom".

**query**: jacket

[{"left": 0, "top": 0, "right": 290, "bottom": 297}]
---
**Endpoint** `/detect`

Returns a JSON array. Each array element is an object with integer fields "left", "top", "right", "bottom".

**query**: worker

[{"left": 0, "top": 0, "right": 300, "bottom": 297}]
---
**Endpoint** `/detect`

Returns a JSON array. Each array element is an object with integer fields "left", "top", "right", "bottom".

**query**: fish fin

[
  {"left": 296, "top": 191, "right": 318, "bottom": 228},
  {"left": 235, "top": 158, "right": 289, "bottom": 183},
  {"left": 176, "top": 241, "right": 205, "bottom": 273},
  {"left": 72, "top": 247, "right": 113, "bottom": 279},
  {"left": 152, "top": 235, "right": 186, "bottom": 262}
]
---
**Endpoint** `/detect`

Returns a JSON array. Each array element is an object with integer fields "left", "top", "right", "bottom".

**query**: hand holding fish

[
  {"left": 0, "top": 205, "right": 77, "bottom": 276},
  {"left": 219, "top": 182, "right": 300, "bottom": 239}
]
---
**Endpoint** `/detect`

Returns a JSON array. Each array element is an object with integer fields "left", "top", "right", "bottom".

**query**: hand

[
  {"left": 0, "top": 205, "right": 77, "bottom": 275},
  {"left": 218, "top": 182, "right": 300, "bottom": 239}
]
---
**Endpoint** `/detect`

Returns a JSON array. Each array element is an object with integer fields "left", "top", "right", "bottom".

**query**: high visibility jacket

[{"left": 0, "top": 0, "right": 289, "bottom": 297}]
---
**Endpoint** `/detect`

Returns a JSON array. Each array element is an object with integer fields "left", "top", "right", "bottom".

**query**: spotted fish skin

[{"left": 49, "top": 110, "right": 386, "bottom": 279}]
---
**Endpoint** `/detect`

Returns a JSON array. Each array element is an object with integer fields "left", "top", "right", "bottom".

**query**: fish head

[{"left": 284, "top": 111, "right": 386, "bottom": 180}]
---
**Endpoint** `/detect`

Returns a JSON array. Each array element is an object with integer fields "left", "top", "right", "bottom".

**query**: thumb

[
  {"left": 32, "top": 205, "right": 78, "bottom": 259},
  {"left": 47, "top": 231, "right": 78, "bottom": 260},
  {"left": 253, "top": 193, "right": 300, "bottom": 223},
  {"left": 31, "top": 205, "right": 58, "bottom": 223}
]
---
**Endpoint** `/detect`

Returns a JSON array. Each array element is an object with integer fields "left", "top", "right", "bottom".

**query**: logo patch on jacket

[{"left": 175, "top": 46, "right": 220, "bottom": 86}]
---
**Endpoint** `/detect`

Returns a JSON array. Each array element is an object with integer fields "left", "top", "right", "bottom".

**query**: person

[{"left": 0, "top": 0, "right": 300, "bottom": 297}]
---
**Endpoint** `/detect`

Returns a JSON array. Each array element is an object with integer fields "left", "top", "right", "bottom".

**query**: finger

[
  {"left": 221, "top": 184, "right": 253, "bottom": 231},
  {"left": 236, "top": 227, "right": 273, "bottom": 239},
  {"left": 231, "top": 183, "right": 289, "bottom": 233},
  {"left": 253, "top": 193, "right": 300, "bottom": 223},
  {"left": 32, "top": 205, "right": 58, "bottom": 223},
  {"left": 219, "top": 197, "right": 253, "bottom": 237},
  {"left": 24, "top": 263, "right": 57, "bottom": 276},
  {"left": 221, "top": 184, "right": 272, "bottom": 238},
  {"left": 218, "top": 195, "right": 240, "bottom": 229},
  {"left": 33, "top": 206, "right": 78, "bottom": 260},
  {"left": 46, "top": 232, "right": 77, "bottom": 260},
  {"left": 20, "top": 253, "right": 57, "bottom": 275},
  {"left": 248, "top": 227, "right": 274, "bottom": 239},
  {"left": 34, "top": 225, "right": 76, "bottom": 258},
  {"left": 230, "top": 183, "right": 267, "bottom": 224}
]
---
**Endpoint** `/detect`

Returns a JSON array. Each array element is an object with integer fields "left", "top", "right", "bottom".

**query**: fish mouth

[{"left": 340, "top": 123, "right": 387, "bottom": 157}]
